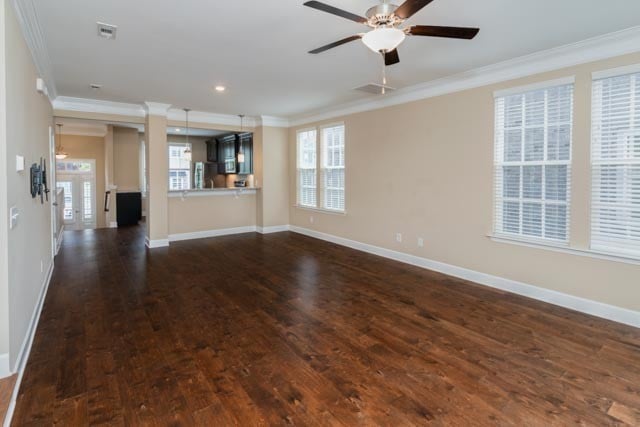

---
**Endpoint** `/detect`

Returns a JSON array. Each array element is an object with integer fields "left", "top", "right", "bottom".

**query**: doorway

[{"left": 56, "top": 159, "right": 97, "bottom": 230}]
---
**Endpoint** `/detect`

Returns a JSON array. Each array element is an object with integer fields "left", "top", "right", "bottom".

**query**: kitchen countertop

[{"left": 168, "top": 187, "right": 261, "bottom": 198}]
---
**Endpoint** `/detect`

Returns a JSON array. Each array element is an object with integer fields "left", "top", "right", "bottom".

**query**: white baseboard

[
  {"left": 109, "top": 221, "right": 118, "bottom": 228},
  {"left": 3, "top": 259, "right": 55, "bottom": 427},
  {"left": 145, "top": 237, "right": 169, "bottom": 248},
  {"left": 169, "top": 226, "right": 257, "bottom": 242},
  {"left": 256, "top": 225, "right": 290, "bottom": 234},
  {"left": 0, "top": 354, "right": 10, "bottom": 379},
  {"left": 289, "top": 226, "right": 640, "bottom": 329}
]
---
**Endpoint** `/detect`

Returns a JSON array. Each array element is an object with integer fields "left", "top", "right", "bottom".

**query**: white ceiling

[{"left": 35, "top": 0, "right": 640, "bottom": 118}]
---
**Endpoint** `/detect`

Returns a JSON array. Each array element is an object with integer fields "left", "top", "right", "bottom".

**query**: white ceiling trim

[
  {"left": 10, "top": 0, "right": 57, "bottom": 101},
  {"left": 144, "top": 102, "right": 172, "bottom": 116},
  {"left": 256, "top": 116, "right": 291, "bottom": 128},
  {"left": 54, "top": 96, "right": 146, "bottom": 118},
  {"left": 167, "top": 109, "right": 258, "bottom": 128},
  {"left": 52, "top": 97, "right": 294, "bottom": 128},
  {"left": 289, "top": 25, "right": 640, "bottom": 127}
]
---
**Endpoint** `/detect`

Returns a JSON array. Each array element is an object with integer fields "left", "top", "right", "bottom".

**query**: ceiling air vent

[
  {"left": 97, "top": 22, "right": 117, "bottom": 40},
  {"left": 354, "top": 83, "right": 396, "bottom": 95}
]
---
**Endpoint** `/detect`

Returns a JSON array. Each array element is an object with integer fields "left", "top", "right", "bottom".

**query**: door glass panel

[
  {"left": 57, "top": 181, "right": 74, "bottom": 221},
  {"left": 83, "top": 180, "right": 93, "bottom": 222}
]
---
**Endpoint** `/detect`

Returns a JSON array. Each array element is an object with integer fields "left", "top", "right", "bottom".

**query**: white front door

[{"left": 56, "top": 159, "right": 97, "bottom": 230}]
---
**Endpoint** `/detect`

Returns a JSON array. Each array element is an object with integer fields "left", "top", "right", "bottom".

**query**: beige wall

[
  {"left": 113, "top": 126, "right": 140, "bottom": 191},
  {"left": 289, "top": 52, "right": 640, "bottom": 313},
  {"left": 145, "top": 113, "right": 169, "bottom": 242},
  {"left": 168, "top": 194, "right": 257, "bottom": 235},
  {"left": 2, "top": 0, "right": 54, "bottom": 370},
  {"left": 59, "top": 134, "right": 107, "bottom": 228},
  {"left": 0, "top": 0, "right": 9, "bottom": 362},
  {"left": 259, "top": 126, "right": 289, "bottom": 227}
]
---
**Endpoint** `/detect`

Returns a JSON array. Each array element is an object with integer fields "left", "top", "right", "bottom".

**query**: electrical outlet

[
  {"left": 310, "top": 216, "right": 314, "bottom": 224},
  {"left": 396, "top": 233, "right": 402, "bottom": 243},
  {"left": 418, "top": 237, "right": 424, "bottom": 247}
]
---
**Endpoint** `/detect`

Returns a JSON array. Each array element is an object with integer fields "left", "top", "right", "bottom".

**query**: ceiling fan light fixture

[{"left": 362, "top": 27, "right": 405, "bottom": 53}]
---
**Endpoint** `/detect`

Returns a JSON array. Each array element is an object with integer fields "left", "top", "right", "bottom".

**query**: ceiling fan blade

[
  {"left": 309, "top": 35, "right": 362, "bottom": 54},
  {"left": 408, "top": 25, "right": 480, "bottom": 39},
  {"left": 394, "top": 0, "right": 435, "bottom": 20},
  {"left": 303, "top": 1, "right": 367, "bottom": 24},
  {"left": 383, "top": 49, "right": 400, "bottom": 66}
]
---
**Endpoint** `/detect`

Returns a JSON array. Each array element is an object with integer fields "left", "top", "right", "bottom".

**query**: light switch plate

[
  {"left": 9, "top": 206, "right": 19, "bottom": 229},
  {"left": 16, "top": 155, "right": 24, "bottom": 172}
]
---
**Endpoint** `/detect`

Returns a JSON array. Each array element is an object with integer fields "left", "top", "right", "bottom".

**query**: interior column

[{"left": 144, "top": 102, "right": 171, "bottom": 247}]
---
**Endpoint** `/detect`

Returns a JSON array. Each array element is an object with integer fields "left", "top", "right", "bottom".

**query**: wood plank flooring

[
  {"left": 1, "top": 374, "right": 17, "bottom": 425},
  {"left": 11, "top": 225, "right": 640, "bottom": 426}
]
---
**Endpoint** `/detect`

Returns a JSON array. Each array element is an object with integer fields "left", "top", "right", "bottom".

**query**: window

[
  {"left": 296, "top": 129, "right": 317, "bottom": 207},
  {"left": 591, "top": 67, "right": 640, "bottom": 258},
  {"left": 494, "top": 80, "right": 574, "bottom": 243},
  {"left": 168, "top": 143, "right": 191, "bottom": 190},
  {"left": 321, "top": 124, "right": 345, "bottom": 211}
]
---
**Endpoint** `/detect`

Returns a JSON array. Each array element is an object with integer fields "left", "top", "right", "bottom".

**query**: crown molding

[
  {"left": 289, "top": 25, "right": 640, "bottom": 127},
  {"left": 52, "top": 96, "right": 270, "bottom": 128},
  {"left": 144, "top": 102, "right": 172, "bottom": 116},
  {"left": 167, "top": 109, "right": 259, "bottom": 128},
  {"left": 10, "top": 0, "right": 57, "bottom": 101},
  {"left": 53, "top": 96, "right": 146, "bottom": 117},
  {"left": 256, "top": 116, "right": 290, "bottom": 128}
]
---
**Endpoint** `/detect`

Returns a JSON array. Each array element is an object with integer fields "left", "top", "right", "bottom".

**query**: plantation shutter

[
  {"left": 297, "top": 129, "right": 317, "bottom": 207},
  {"left": 591, "top": 68, "right": 640, "bottom": 258},
  {"left": 494, "top": 80, "right": 573, "bottom": 243},
  {"left": 321, "top": 125, "right": 345, "bottom": 211}
]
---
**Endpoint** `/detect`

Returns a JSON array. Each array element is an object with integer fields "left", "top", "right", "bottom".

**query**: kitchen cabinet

[
  {"left": 215, "top": 132, "right": 254, "bottom": 175},
  {"left": 217, "top": 134, "right": 237, "bottom": 174},
  {"left": 205, "top": 139, "right": 217, "bottom": 162},
  {"left": 236, "top": 132, "right": 253, "bottom": 175}
]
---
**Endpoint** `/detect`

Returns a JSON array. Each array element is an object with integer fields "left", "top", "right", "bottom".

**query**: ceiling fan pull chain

[{"left": 382, "top": 58, "right": 387, "bottom": 94}]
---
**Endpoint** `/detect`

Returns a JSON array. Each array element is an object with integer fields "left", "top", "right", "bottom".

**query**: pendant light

[
  {"left": 237, "top": 114, "right": 245, "bottom": 164},
  {"left": 55, "top": 124, "right": 68, "bottom": 160},
  {"left": 183, "top": 108, "right": 192, "bottom": 160}
]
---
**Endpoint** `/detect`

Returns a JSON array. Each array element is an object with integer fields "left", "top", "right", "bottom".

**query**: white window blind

[
  {"left": 297, "top": 129, "right": 317, "bottom": 207},
  {"left": 591, "top": 70, "right": 640, "bottom": 258},
  {"left": 321, "top": 125, "right": 345, "bottom": 211},
  {"left": 494, "top": 82, "right": 573, "bottom": 243},
  {"left": 168, "top": 143, "right": 191, "bottom": 191}
]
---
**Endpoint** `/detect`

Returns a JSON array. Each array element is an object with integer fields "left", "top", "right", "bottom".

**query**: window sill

[
  {"left": 294, "top": 205, "right": 346, "bottom": 216},
  {"left": 488, "top": 234, "right": 640, "bottom": 266}
]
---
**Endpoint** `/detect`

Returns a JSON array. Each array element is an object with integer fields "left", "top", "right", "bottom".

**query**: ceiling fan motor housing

[{"left": 366, "top": 3, "right": 402, "bottom": 27}]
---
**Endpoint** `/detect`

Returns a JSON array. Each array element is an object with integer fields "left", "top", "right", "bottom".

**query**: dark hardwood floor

[{"left": 11, "top": 225, "right": 640, "bottom": 426}]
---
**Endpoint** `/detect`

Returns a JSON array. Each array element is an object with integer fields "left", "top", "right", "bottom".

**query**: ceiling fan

[{"left": 304, "top": 0, "right": 479, "bottom": 66}]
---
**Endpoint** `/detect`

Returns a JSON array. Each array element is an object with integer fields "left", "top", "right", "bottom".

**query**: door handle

[{"left": 52, "top": 202, "right": 58, "bottom": 206}]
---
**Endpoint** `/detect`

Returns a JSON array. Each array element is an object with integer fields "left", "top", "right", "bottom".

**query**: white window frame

[
  {"left": 590, "top": 64, "right": 640, "bottom": 259},
  {"left": 168, "top": 142, "right": 192, "bottom": 191},
  {"left": 295, "top": 123, "right": 347, "bottom": 214},
  {"left": 320, "top": 123, "right": 346, "bottom": 212},
  {"left": 493, "top": 77, "right": 574, "bottom": 246}
]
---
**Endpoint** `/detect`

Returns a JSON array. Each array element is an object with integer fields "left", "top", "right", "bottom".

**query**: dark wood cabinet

[
  {"left": 205, "top": 139, "right": 218, "bottom": 162},
  {"left": 236, "top": 132, "right": 253, "bottom": 175},
  {"left": 215, "top": 132, "right": 254, "bottom": 175}
]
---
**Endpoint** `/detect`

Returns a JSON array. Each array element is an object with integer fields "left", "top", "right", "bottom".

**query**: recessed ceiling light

[
  {"left": 215, "top": 86, "right": 226, "bottom": 92},
  {"left": 175, "top": 128, "right": 181, "bottom": 132}
]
